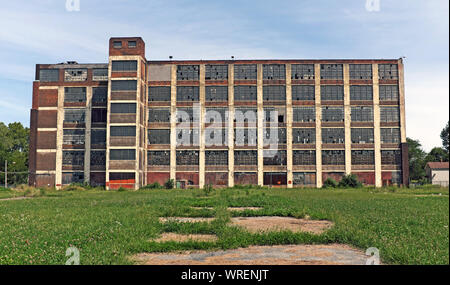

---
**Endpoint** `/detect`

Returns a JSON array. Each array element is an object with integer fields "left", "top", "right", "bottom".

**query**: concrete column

[
  {"left": 286, "top": 64, "right": 293, "bottom": 188},
  {"left": 373, "top": 64, "right": 382, "bottom": 187},
  {"left": 199, "top": 64, "right": 206, "bottom": 188},
  {"left": 343, "top": 64, "right": 352, "bottom": 175},
  {"left": 398, "top": 59, "right": 407, "bottom": 143},
  {"left": 105, "top": 59, "right": 112, "bottom": 190},
  {"left": 314, "top": 64, "right": 323, "bottom": 188},
  {"left": 84, "top": 87, "right": 92, "bottom": 185},
  {"left": 257, "top": 64, "right": 264, "bottom": 186},
  {"left": 55, "top": 86, "right": 64, "bottom": 189},
  {"left": 228, "top": 64, "right": 235, "bottom": 187},
  {"left": 134, "top": 64, "right": 141, "bottom": 189},
  {"left": 170, "top": 65, "right": 177, "bottom": 182}
]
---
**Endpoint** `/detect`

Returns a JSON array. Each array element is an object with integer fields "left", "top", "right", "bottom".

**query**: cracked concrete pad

[
  {"left": 153, "top": 233, "right": 218, "bottom": 243},
  {"left": 132, "top": 244, "right": 369, "bottom": 265},
  {"left": 159, "top": 217, "right": 215, "bottom": 223},
  {"left": 231, "top": 216, "right": 334, "bottom": 234}
]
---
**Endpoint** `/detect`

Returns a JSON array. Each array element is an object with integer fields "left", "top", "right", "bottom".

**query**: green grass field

[{"left": 0, "top": 186, "right": 448, "bottom": 265}]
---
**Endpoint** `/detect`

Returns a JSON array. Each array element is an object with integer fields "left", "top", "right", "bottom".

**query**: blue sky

[{"left": 0, "top": 0, "right": 448, "bottom": 151}]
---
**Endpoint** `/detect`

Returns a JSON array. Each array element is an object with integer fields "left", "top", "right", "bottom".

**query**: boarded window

[
  {"left": 293, "top": 150, "right": 316, "bottom": 165},
  {"left": 110, "top": 149, "right": 135, "bottom": 160},
  {"left": 205, "top": 151, "right": 228, "bottom": 165},
  {"left": 205, "top": 65, "right": 228, "bottom": 80},
  {"left": 149, "top": 108, "right": 171, "bottom": 123},
  {"left": 64, "top": 68, "right": 87, "bottom": 82},
  {"left": 349, "top": 64, "right": 372, "bottom": 80},
  {"left": 379, "top": 85, "right": 399, "bottom": 101},
  {"left": 380, "top": 107, "right": 400, "bottom": 122},
  {"left": 351, "top": 128, "right": 374, "bottom": 144},
  {"left": 320, "top": 64, "right": 343, "bottom": 80},
  {"left": 91, "top": 109, "right": 107, "bottom": 123},
  {"left": 234, "top": 86, "right": 257, "bottom": 101},
  {"left": 110, "top": 103, "right": 136, "bottom": 114},
  {"left": 110, "top": 126, "right": 136, "bottom": 137},
  {"left": 292, "top": 85, "right": 315, "bottom": 101},
  {"left": 381, "top": 150, "right": 402, "bottom": 165},
  {"left": 350, "top": 85, "right": 373, "bottom": 101},
  {"left": 381, "top": 128, "right": 401, "bottom": 144},
  {"left": 322, "top": 107, "right": 344, "bottom": 122},
  {"left": 148, "top": 151, "right": 170, "bottom": 166},
  {"left": 92, "top": 87, "right": 107, "bottom": 103},
  {"left": 351, "top": 106, "right": 373, "bottom": 122},
  {"left": 291, "top": 64, "right": 314, "bottom": 80},
  {"left": 321, "top": 85, "right": 344, "bottom": 101},
  {"left": 62, "top": 151, "right": 85, "bottom": 166},
  {"left": 90, "top": 151, "right": 106, "bottom": 166},
  {"left": 62, "top": 172, "right": 84, "bottom": 184},
  {"left": 93, "top": 68, "right": 108, "bottom": 81},
  {"left": 39, "top": 69, "right": 59, "bottom": 82},
  {"left": 352, "top": 150, "right": 375, "bottom": 165},
  {"left": 322, "top": 128, "right": 345, "bottom": 144},
  {"left": 177, "top": 65, "right": 199, "bottom": 80},
  {"left": 293, "top": 128, "right": 315, "bottom": 144},
  {"left": 263, "top": 64, "right": 286, "bottom": 80},
  {"left": 293, "top": 172, "right": 316, "bottom": 186},
  {"left": 91, "top": 129, "right": 106, "bottom": 146},
  {"left": 234, "top": 64, "right": 257, "bottom": 80},
  {"left": 111, "top": 80, "right": 137, "bottom": 91},
  {"left": 378, "top": 64, "right": 398, "bottom": 80},
  {"left": 263, "top": 150, "right": 287, "bottom": 165},
  {"left": 177, "top": 86, "right": 199, "bottom": 101},
  {"left": 63, "top": 129, "right": 85, "bottom": 145},
  {"left": 112, "top": 60, "right": 138, "bottom": 72},
  {"left": 322, "top": 150, "right": 345, "bottom": 165},
  {"left": 293, "top": 107, "right": 315, "bottom": 122},
  {"left": 148, "top": 129, "right": 170, "bottom": 144},
  {"left": 176, "top": 150, "right": 199, "bottom": 165},
  {"left": 234, "top": 150, "right": 257, "bottom": 165},
  {"left": 64, "top": 109, "right": 85, "bottom": 123},
  {"left": 64, "top": 87, "right": 86, "bottom": 103},
  {"left": 149, "top": 86, "right": 171, "bottom": 101},
  {"left": 206, "top": 86, "right": 228, "bottom": 101}
]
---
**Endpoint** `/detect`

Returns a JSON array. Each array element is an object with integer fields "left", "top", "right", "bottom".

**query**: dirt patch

[
  {"left": 0, "top": 196, "right": 31, "bottom": 201},
  {"left": 132, "top": 244, "right": 369, "bottom": 265},
  {"left": 153, "top": 233, "right": 218, "bottom": 243},
  {"left": 231, "top": 216, "right": 333, "bottom": 234},
  {"left": 159, "top": 217, "right": 215, "bottom": 223}
]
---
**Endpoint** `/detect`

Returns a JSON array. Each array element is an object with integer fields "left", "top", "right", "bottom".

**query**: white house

[{"left": 425, "top": 162, "right": 449, "bottom": 187}]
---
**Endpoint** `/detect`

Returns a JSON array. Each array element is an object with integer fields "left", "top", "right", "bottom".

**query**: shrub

[
  {"left": 117, "top": 187, "right": 128, "bottom": 192},
  {"left": 140, "top": 182, "right": 162, "bottom": 190},
  {"left": 338, "top": 174, "right": 363, "bottom": 188},
  {"left": 323, "top": 178, "right": 338, "bottom": 188},
  {"left": 164, "top": 179, "right": 174, "bottom": 189}
]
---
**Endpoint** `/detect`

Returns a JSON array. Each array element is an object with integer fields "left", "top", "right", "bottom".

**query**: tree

[
  {"left": 441, "top": 121, "right": 449, "bottom": 153},
  {"left": 426, "top": 147, "right": 449, "bottom": 163},
  {"left": 407, "top": 137, "right": 427, "bottom": 181},
  {"left": 0, "top": 122, "right": 29, "bottom": 186}
]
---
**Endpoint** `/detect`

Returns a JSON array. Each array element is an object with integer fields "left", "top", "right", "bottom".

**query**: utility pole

[{"left": 4, "top": 160, "right": 7, "bottom": 188}]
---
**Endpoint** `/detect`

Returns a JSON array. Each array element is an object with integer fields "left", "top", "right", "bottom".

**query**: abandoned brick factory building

[{"left": 28, "top": 37, "right": 409, "bottom": 189}]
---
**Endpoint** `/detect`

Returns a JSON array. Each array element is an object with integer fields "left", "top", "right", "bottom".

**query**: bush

[
  {"left": 164, "top": 179, "right": 174, "bottom": 189},
  {"left": 323, "top": 178, "right": 338, "bottom": 188},
  {"left": 117, "top": 187, "right": 128, "bottom": 192},
  {"left": 338, "top": 174, "right": 363, "bottom": 188},
  {"left": 140, "top": 182, "right": 162, "bottom": 190}
]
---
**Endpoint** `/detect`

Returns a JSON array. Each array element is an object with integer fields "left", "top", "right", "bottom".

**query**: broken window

[
  {"left": 112, "top": 60, "right": 138, "bottom": 72},
  {"left": 128, "top": 41, "right": 137, "bottom": 48},
  {"left": 291, "top": 64, "right": 314, "bottom": 80},
  {"left": 62, "top": 151, "right": 85, "bottom": 166},
  {"left": 176, "top": 150, "right": 199, "bottom": 165},
  {"left": 205, "top": 128, "right": 227, "bottom": 146},
  {"left": 379, "top": 85, "right": 399, "bottom": 101},
  {"left": 293, "top": 150, "right": 316, "bottom": 165},
  {"left": 322, "top": 107, "right": 344, "bottom": 122},
  {"left": 380, "top": 107, "right": 400, "bottom": 122},
  {"left": 264, "top": 107, "right": 286, "bottom": 123},
  {"left": 93, "top": 68, "right": 108, "bottom": 81},
  {"left": 205, "top": 108, "right": 227, "bottom": 123},
  {"left": 205, "top": 65, "right": 228, "bottom": 80},
  {"left": 293, "top": 172, "right": 316, "bottom": 186},
  {"left": 351, "top": 106, "right": 373, "bottom": 122},
  {"left": 381, "top": 150, "right": 402, "bottom": 165},
  {"left": 177, "top": 65, "right": 200, "bottom": 81},
  {"left": 320, "top": 64, "right": 343, "bottom": 80},
  {"left": 176, "top": 107, "right": 199, "bottom": 123},
  {"left": 92, "top": 87, "right": 107, "bottom": 103},
  {"left": 63, "top": 129, "right": 85, "bottom": 145},
  {"left": 381, "top": 128, "right": 401, "bottom": 144},
  {"left": 176, "top": 128, "right": 199, "bottom": 146},
  {"left": 113, "top": 41, "right": 122, "bottom": 48},
  {"left": 234, "top": 64, "right": 257, "bottom": 80},
  {"left": 263, "top": 85, "right": 286, "bottom": 101},
  {"left": 350, "top": 85, "right": 373, "bottom": 101},
  {"left": 234, "top": 150, "right": 257, "bottom": 165},
  {"left": 263, "top": 150, "right": 287, "bottom": 165},
  {"left": 64, "top": 68, "right": 88, "bottom": 82},
  {"left": 351, "top": 128, "right": 374, "bottom": 144},
  {"left": 322, "top": 150, "right": 345, "bottom": 165},
  {"left": 177, "top": 86, "right": 199, "bottom": 101},
  {"left": 39, "top": 69, "right": 59, "bottom": 82},
  {"left": 64, "top": 87, "right": 86, "bottom": 103},
  {"left": 264, "top": 172, "right": 287, "bottom": 185},
  {"left": 293, "top": 107, "right": 315, "bottom": 122},
  {"left": 62, "top": 172, "right": 84, "bottom": 185},
  {"left": 378, "top": 64, "right": 398, "bottom": 80},
  {"left": 234, "top": 86, "right": 257, "bottom": 101},
  {"left": 349, "top": 64, "right": 372, "bottom": 80},
  {"left": 321, "top": 85, "right": 344, "bottom": 101},
  {"left": 110, "top": 149, "right": 135, "bottom": 160},
  {"left": 149, "top": 108, "right": 171, "bottom": 123},
  {"left": 148, "top": 129, "right": 170, "bottom": 144},
  {"left": 91, "top": 109, "right": 107, "bottom": 123},
  {"left": 205, "top": 151, "right": 228, "bottom": 165},
  {"left": 293, "top": 128, "right": 316, "bottom": 144},
  {"left": 292, "top": 85, "right": 315, "bottom": 101},
  {"left": 91, "top": 129, "right": 106, "bottom": 146},
  {"left": 64, "top": 109, "right": 85, "bottom": 123},
  {"left": 110, "top": 126, "right": 136, "bottom": 137},
  {"left": 264, "top": 128, "right": 287, "bottom": 144},
  {"left": 234, "top": 107, "right": 257, "bottom": 123},
  {"left": 90, "top": 151, "right": 106, "bottom": 166},
  {"left": 110, "top": 103, "right": 136, "bottom": 114},
  {"left": 234, "top": 128, "right": 257, "bottom": 146},
  {"left": 206, "top": 86, "right": 228, "bottom": 101},
  {"left": 352, "top": 150, "right": 375, "bottom": 165},
  {"left": 148, "top": 151, "right": 170, "bottom": 166},
  {"left": 149, "top": 86, "right": 171, "bottom": 102},
  {"left": 263, "top": 64, "right": 286, "bottom": 80},
  {"left": 111, "top": 80, "right": 137, "bottom": 91},
  {"left": 322, "top": 128, "right": 345, "bottom": 144}
]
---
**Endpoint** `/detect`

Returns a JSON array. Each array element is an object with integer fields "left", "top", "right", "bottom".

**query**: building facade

[
  {"left": 425, "top": 162, "right": 449, "bottom": 187},
  {"left": 29, "top": 37, "right": 409, "bottom": 189}
]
